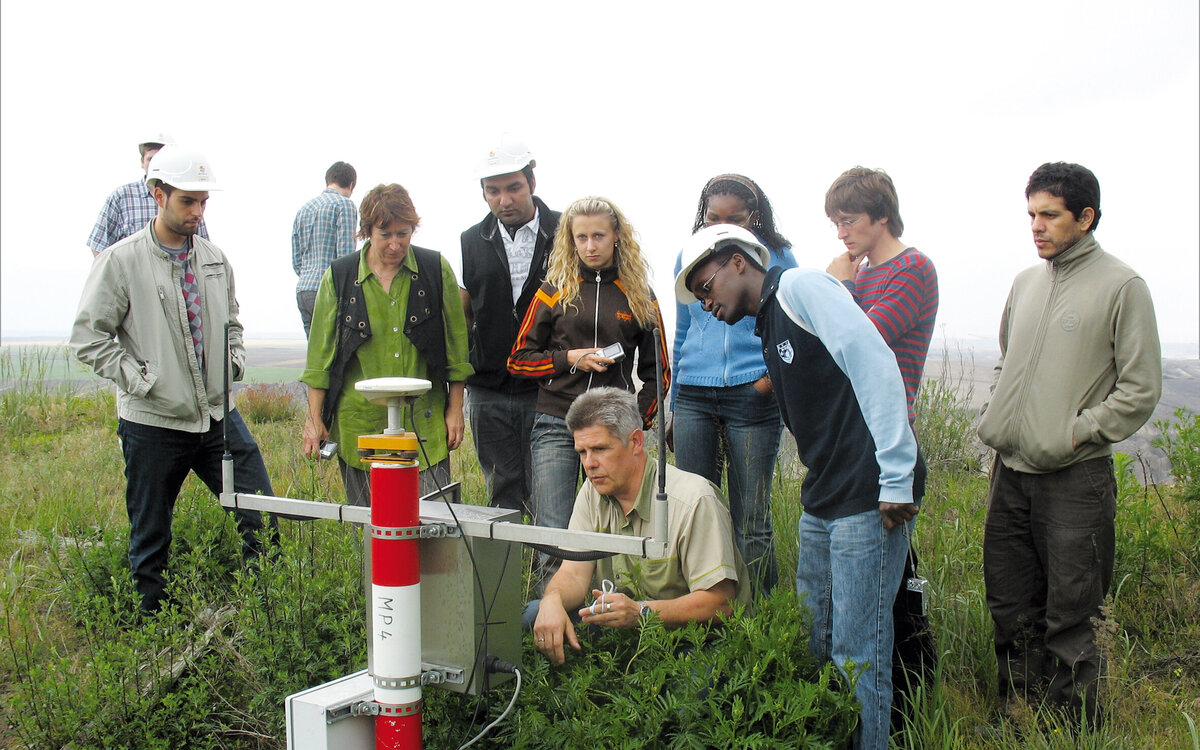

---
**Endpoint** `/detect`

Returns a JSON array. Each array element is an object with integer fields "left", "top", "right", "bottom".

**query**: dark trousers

[
  {"left": 117, "top": 411, "right": 278, "bottom": 612},
  {"left": 892, "top": 450, "right": 936, "bottom": 725},
  {"left": 466, "top": 385, "right": 537, "bottom": 514},
  {"left": 983, "top": 456, "right": 1115, "bottom": 726}
]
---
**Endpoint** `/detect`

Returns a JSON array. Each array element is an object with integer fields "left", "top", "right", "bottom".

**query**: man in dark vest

[{"left": 459, "top": 136, "right": 561, "bottom": 514}]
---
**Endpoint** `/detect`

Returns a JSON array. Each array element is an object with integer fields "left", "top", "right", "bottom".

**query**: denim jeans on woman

[
  {"left": 797, "top": 508, "right": 909, "bottom": 750},
  {"left": 673, "top": 383, "right": 783, "bottom": 594}
]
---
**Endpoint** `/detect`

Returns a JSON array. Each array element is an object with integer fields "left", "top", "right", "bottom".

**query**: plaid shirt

[
  {"left": 292, "top": 187, "right": 359, "bottom": 292},
  {"left": 87, "top": 179, "right": 209, "bottom": 252}
]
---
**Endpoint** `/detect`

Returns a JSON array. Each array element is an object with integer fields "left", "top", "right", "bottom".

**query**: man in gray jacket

[
  {"left": 72, "top": 145, "right": 276, "bottom": 614},
  {"left": 977, "top": 162, "right": 1161, "bottom": 727}
]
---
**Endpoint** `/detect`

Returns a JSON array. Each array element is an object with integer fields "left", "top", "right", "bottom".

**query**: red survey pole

[{"left": 370, "top": 460, "right": 422, "bottom": 749}]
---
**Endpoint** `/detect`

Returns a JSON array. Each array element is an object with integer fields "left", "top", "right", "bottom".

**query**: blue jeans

[
  {"left": 796, "top": 509, "right": 908, "bottom": 750},
  {"left": 673, "top": 383, "right": 783, "bottom": 594},
  {"left": 117, "top": 410, "right": 278, "bottom": 612},
  {"left": 296, "top": 289, "right": 318, "bottom": 338},
  {"left": 466, "top": 385, "right": 537, "bottom": 514},
  {"left": 530, "top": 412, "right": 581, "bottom": 584}
]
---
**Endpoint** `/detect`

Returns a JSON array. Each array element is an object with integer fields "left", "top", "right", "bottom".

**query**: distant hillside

[
  {"left": 4, "top": 341, "right": 1196, "bottom": 483},
  {"left": 926, "top": 348, "right": 1200, "bottom": 484}
]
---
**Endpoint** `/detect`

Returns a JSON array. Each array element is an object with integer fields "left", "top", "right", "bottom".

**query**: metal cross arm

[{"left": 218, "top": 488, "right": 668, "bottom": 559}]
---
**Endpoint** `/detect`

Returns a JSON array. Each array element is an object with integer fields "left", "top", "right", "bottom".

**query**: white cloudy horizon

[{"left": 2, "top": 0, "right": 1197, "bottom": 354}]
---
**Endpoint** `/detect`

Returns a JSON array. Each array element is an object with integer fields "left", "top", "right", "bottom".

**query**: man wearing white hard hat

[
  {"left": 674, "top": 224, "right": 917, "bottom": 750},
  {"left": 86, "top": 131, "right": 209, "bottom": 256},
  {"left": 72, "top": 145, "right": 277, "bottom": 614},
  {"left": 458, "top": 136, "right": 561, "bottom": 515}
]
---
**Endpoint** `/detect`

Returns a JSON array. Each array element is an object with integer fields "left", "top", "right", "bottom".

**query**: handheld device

[
  {"left": 318, "top": 441, "right": 338, "bottom": 460},
  {"left": 906, "top": 575, "right": 929, "bottom": 616},
  {"left": 597, "top": 343, "right": 625, "bottom": 361}
]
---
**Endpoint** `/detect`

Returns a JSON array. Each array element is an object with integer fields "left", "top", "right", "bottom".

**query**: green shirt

[
  {"left": 300, "top": 245, "right": 473, "bottom": 468},
  {"left": 568, "top": 461, "right": 752, "bottom": 611}
]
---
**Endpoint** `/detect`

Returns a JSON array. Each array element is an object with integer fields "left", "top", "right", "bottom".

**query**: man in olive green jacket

[
  {"left": 72, "top": 146, "right": 276, "bottom": 613},
  {"left": 977, "top": 162, "right": 1161, "bottom": 727}
]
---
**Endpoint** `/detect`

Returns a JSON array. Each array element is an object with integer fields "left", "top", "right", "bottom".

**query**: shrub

[
  {"left": 1154, "top": 408, "right": 1200, "bottom": 503},
  {"left": 915, "top": 346, "right": 985, "bottom": 474},
  {"left": 236, "top": 384, "right": 299, "bottom": 423},
  {"left": 423, "top": 588, "right": 859, "bottom": 749}
]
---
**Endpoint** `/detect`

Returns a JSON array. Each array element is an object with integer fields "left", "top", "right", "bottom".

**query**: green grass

[{"left": 0, "top": 349, "right": 1197, "bottom": 748}]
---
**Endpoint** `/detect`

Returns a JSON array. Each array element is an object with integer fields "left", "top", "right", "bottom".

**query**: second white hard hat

[
  {"left": 139, "top": 131, "right": 176, "bottom": 149},
  {"left": 476, "top": 135, "right": 535, "bottom": 180},
  {"left": 674, "top": 224, "right": 769, "bottom": 305},
  {"left": 145, "top": 145, "right": 222, "bottom": 192}
]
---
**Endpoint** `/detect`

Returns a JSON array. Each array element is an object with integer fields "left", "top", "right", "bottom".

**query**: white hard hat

[
  {"left": 674, "top": 224, "right": 769, "bottom": 305},
  {"left": 145, "top": 145, "right": 222, "bottom": 192},
  {"left": 139, "top": 131, "right": 176, "bottom": 149},
  {"left": 476, "top": 135, "right": 535, "bottom": 180}
]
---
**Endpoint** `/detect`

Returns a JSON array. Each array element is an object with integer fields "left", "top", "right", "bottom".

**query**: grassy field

[{"left": 0, "top": 346, "right": 1197, "bottom": 748}]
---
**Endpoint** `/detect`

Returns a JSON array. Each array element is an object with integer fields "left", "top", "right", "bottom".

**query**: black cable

[
  {"left": 406, "top": 402, "right": 509, "bottom": 747},
  {"left": 524, "top": 542, "right": 617, "bottom": 562}
]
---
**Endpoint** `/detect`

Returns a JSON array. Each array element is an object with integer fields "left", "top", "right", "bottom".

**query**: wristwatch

[{"left": 639, "top": 602, "right": 651, "bottom": 620}]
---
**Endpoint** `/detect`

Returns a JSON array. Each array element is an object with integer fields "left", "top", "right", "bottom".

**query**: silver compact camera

[
  {"left": 597, "top": 343, "right": 625, "bottom": 361},
  {"left": 906, "top": 576, "right": 930, "bottom": 616},
  {"left": 318, "top": 441, "right": 338, "bottom": 460}
]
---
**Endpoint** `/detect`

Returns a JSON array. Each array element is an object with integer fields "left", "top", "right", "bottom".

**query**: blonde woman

[{"left": 508, "top": 196, "right": 669, "bottom": 580}]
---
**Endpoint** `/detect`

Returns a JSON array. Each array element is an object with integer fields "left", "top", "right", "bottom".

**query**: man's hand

[
  {"left": 578, "top": 589, "right": 641, "bottom": 629},
  {"left": 752, "top": 374, "right": 773, "bottom": 395},
  {"left": 533, "top": 592, "right": 581, "bottom": 666},
  {"left": 879, "top": 502, "right": 918, "bottom": 530},
  {"left": 826, "top": 251, "right": 863, "bottom": 282}
]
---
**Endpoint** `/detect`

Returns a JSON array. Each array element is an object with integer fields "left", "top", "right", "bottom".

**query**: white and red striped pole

[{"left": 370, "top": 460, "right": 422, "bottom": 749}]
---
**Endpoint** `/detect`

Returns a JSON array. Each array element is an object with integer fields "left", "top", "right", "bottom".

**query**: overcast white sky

[{"left": 2, "top": 0, "right": 1197, "bottom": 357}]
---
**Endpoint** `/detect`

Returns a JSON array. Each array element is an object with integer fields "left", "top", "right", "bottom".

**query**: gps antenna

[
  {"left": 221, "top": 322, "right": 233, "bottom": 497},
  {"left": 653, "top": 327, "right": 667, "bottom": 546}
]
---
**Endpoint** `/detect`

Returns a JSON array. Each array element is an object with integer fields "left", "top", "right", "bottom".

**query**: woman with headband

[{"left": 669, "top": 174, "right": 797, "bottom": 595}]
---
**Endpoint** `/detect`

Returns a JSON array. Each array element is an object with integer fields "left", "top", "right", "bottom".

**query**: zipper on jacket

[
  {"left": 723, "top": 324, "right": 731, "bottom": 386},
  {"left": 587, "top": 270, "right": 601, "bottom": 391},
  {"left": 1004, "top": 262, "right": 1060, "bottom": 449}
]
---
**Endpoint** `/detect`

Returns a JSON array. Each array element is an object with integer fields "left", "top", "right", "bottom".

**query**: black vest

[{"left": 321, "top": 247, "right": 447, "bottom": 428}]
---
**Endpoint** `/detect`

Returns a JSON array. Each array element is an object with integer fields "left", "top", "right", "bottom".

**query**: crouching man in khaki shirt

[{"left": 528, "top": 387, "right": 752, "bottom": 665}]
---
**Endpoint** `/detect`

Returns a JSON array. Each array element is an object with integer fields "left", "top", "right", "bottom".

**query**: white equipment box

[{"left": 286, "top": 669, "right": 374, "bottom": 749}]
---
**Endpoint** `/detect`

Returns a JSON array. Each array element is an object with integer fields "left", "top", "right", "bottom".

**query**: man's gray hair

[{"left": 566, "top": 387, "right": 641, "bottom": 444}]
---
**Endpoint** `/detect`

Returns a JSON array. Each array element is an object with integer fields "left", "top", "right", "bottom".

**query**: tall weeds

[{"left": 0, "top": 346, "right": 1197, "bottom": 748}]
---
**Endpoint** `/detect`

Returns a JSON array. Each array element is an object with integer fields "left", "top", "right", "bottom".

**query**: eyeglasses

[
  {"left": 831, "top": 216, "right": 862, "bottom": 230},
  {"left": 695, "top": 257, "right": 732, "bottom": 301}
]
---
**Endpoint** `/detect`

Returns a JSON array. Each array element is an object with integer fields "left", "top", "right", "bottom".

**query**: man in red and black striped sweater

[{"left": 825, "top": 166, "right": 939, "bottom": 728}]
